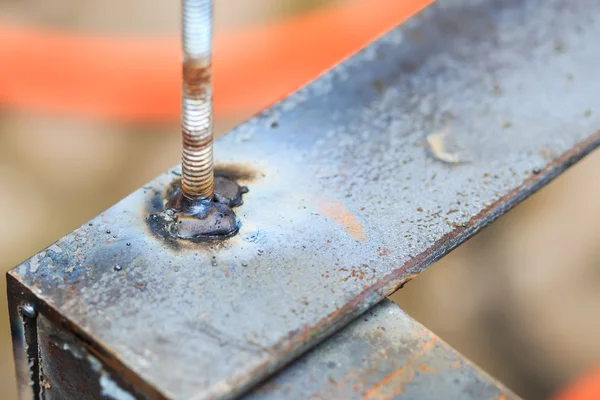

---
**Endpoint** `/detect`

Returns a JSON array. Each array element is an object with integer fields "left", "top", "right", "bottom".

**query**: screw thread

[{"left": 181, "top": 0, "right": 214, "bottom": 200}]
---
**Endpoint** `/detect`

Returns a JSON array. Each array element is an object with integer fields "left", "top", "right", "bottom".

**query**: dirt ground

[{"left": 1, "top": 1, "right": 600, "bottom": 399}]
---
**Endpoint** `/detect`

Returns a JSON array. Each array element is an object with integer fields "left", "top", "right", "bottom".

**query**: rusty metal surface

[
  {"left": 36, "top": 314, "right": 144, "bottom": 400},
  {"left": 246, "top": 300, "right": 518, "bottom": 400},
  {"left": 7, "top": 282, "right": 37, "bottom": 400},
  {"left": 8, "top": 0, "right": 600, "bottom": 399}
]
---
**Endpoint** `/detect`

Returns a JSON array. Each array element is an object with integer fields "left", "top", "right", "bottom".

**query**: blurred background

[{"left": 1, "top": 1, "right": 600, "bottom": 399}]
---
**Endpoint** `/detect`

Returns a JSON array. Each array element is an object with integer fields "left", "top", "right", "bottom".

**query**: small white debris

[
  {"left": 426, "top": 130, "right": 462, "bottom": 164},
  {"left": 48, "top": 244, "right": 63, "bottom": 254},
  {"left": 29, "top": 255, "right": 41, "bottom": 274}
]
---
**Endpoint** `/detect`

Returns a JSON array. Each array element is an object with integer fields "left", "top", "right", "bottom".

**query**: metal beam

[
  {"left": 245, "top": 299, "right": 519, "bottom": 400},
  {"left": 8, "top": 0, "right": 600, "bottom": 398}
]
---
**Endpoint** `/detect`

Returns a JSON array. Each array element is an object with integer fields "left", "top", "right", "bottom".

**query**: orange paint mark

[
  {"left": 498, "top": 395, "right": 507, "bottom": 400},
  {"left": 418, "top": 365, "right": 436, "bottom": 373},
  {"left": 422, "top": 336, "right": 437, "bottom": 351},
  {"left": 377, "top": 247, "right": 391, "bottom": 256},
  {"left": 318, "top": 198, "right": 368, "bottom": 242},
  {"left": 452, "top": 362, "right": 461, "bottom": 369}
]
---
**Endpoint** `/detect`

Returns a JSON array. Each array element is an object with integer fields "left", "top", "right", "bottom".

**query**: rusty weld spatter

[{"left": 181, "top": 0, "right": 214, "bottom": 201}]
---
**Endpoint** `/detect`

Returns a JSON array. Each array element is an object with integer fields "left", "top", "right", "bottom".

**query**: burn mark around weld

[
  {"left": 214, "top": 163, "right": 263, "bottom": 182},
  {"left": 147, "top": 175, "right": 248, "bottom": 243}
]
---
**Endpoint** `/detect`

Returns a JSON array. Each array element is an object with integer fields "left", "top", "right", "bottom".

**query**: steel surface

[
  {"left": 246, "top": 300, "right": 518, "bottom": 400},
  {"left": 8, "top": 0, "right": 600, "bottom": 399},
  {"left": 36, "top": 314, "right": 141, "bottom": 400}
]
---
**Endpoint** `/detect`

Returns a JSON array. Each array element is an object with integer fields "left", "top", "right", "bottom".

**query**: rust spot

[
  {"left": 417, "top": 365, "right": 436, "bottom": 373},
  {"left": 377, "top": 247, "right": 391, "bottom": 257},
  {"left": 183, "top": 61, "right": 211, "bottom": 99},
  {"left": 340, "top": 265, "right": 372, "bottom": 282},
  {"left": 317, "top": 198, "right": 367, "bottom": 242},
  {"left": 362, "top": 337, "right": 437, "bottom": 399},
  {"left": 386, "top": 274, "right": 417, "bottom": 296},
  {"left": 181, "top": 129, "right": 212, "bottom": 148},
  {"left": 539, "top": 149, "right": 551, "bottom": 159}
]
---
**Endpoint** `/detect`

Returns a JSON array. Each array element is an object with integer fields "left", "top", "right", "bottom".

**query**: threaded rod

[{"left": 181, "top": 0, "right": 214, "bottom": 201}]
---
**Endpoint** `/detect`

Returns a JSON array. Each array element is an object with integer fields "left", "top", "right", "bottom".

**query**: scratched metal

[
  {"left": 246, "top": 300, "right": 518, "bottom": 400},
  {"left": 8, "top": 0, "right": 600, "bottom": 399}
]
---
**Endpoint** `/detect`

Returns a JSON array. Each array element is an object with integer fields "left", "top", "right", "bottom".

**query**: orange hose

[
  {"left": 554, "top": 366, "right": 600, "bottom": 400},
  {"left": 0, "top": 0, "right": 433, "bottom": 122}
]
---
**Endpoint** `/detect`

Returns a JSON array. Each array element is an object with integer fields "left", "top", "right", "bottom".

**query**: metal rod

[{"left": 181, "top": 0, "right": 214, "bottom": 201}]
